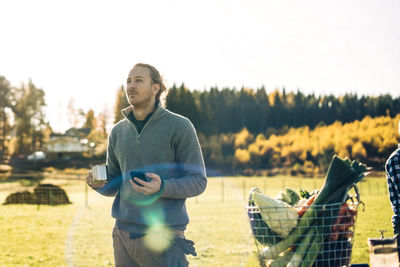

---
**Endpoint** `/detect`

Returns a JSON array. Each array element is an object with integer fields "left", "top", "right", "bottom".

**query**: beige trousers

[{"left": 112, "top": 226, "right": 188, "bottom": 267}]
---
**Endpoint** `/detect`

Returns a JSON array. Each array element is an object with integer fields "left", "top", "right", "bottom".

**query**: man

[
  {"left": 386, "top": 120, "right": 400, "bottom": 257},
  {"left": 87, "top": 63, "right": 207, "bottom": 267}
]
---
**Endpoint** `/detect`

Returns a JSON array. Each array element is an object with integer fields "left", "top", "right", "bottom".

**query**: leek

[
  {"left": 301, "top": 229, "right": 325, "bottom": 267},
  {"left": 286, "top": 227, "right": 316, "bottom": 267},
  {"left": 268, "top": 250, "right": 294, "bottom": 267}
]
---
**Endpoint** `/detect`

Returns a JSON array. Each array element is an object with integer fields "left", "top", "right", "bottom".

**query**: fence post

[
  {"left": 83, "top": 174, "right": 88, "bottom": 208},
  {"left": 368, "top": 181, "right": 372, "bottom": 195},
  {"left": 264, "top": 179, "right": 267, "bottom": 195},
  {"left": 384, "top": 181, "right": 388, "bottom": 194},
  {"left": 243, "top": 180, "right": 246, "bottom": 200},
  {"left": 36, "top": 172, "right": 41, "bottom": 210},
  {"left": 221, "top": 179, "right": 224, "bottom": 203}
]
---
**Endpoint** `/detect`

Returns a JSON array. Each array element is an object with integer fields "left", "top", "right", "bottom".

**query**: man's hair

[{"left": 134, "top": 63, "right": 169, "bottom": 107}]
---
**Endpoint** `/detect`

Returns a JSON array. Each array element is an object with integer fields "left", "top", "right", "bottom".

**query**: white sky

[{"left": 1, "top": 0, "right": 399, "bottom": 132}]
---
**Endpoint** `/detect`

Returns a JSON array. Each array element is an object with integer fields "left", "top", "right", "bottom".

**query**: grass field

[{"left": 0, "top": 173, "right": 393, "bottom": 266}]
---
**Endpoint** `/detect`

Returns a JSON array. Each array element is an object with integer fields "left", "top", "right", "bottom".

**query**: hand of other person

[
  {"left": 395, "top": 225, "right": 400, "bottom": 235},
  {"left": 86, "top": 170, "right": 106, "bottom": 189},
  {"left": 129, "top": 173, "right": 161, "bottom": 195}
]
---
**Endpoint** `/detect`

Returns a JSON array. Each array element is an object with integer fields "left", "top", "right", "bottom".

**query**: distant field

[{"left": 0, "top": 174, "right": 393, "bottom": 266}]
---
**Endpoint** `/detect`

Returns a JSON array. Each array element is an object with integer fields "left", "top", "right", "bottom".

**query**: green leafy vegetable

[
  {"left": 299, "top": 188, "right": 310, "bottom": 199},
  {"left": 275, "top": 187, "right": 300, "bottom": 205}
]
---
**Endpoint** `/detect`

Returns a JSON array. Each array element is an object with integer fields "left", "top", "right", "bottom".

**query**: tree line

[
  {"left": 163, "top": 84, "right": 399, "bottom": 136},
  {"left": 2, "top": 74, "right": 400, "bottom": 174}
]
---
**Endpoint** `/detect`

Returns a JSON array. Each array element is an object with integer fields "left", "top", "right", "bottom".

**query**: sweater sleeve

[
  {"left": 96, "top": 135, "right": 122, "bottom": 197},
  {"left": 161, "top": 119, "right": 207, "bottom": 199}
]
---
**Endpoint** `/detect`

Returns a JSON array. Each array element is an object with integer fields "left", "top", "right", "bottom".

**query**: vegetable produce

[
  {"left": 299, "top": 189, "right": 319, "bottom": 200},
  {"left": 297, "top": 198, "right": 307, "bottom": 207},
  {"left": 299, "top": 188, "right": 310, "bottom": 199},
  {"left": 296, "top": 194, "right": 317, "bottom": 217},
  {"left": 300, "top": 230, "right": 324, "bottom": 267},
  {"left": 275, "top": 187, "right": 300, "bottom": 206},
  {"left": 286, "top": 228, "right": 316, "bottom": 267},
  {"left": 247, "top": 200, "right": 282, "bottom": 245},
  {"left": 268, "top": 250, "right": 294, "bottom": 267},
  {"left": 330, "top": 203, "right": 357, "bottom": 241},
  {"left": 261, "top": 155, "right": 369, "bottom": 262},
  {"left": 252, "top": 190, "right": 299, "bottom": 237}
]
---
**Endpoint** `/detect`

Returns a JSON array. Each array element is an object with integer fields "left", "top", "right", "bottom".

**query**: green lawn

[{"left": 0, "top": 174, "right": 393, "bottom": 266}]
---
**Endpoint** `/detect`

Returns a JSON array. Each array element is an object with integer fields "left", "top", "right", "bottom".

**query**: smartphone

[{"left": 130, "top": 171, "right": 149, "bottom": 186}]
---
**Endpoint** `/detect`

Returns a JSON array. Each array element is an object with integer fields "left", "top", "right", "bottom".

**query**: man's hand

[
  {"left": 129, "top": 173, "right": 162, "bottom": 195},
  {"left": 165, "top": 236, "right": 196, "bottom": 267},
  {"left": 86, "top": 170, "right": 106, "bottom": 189}
]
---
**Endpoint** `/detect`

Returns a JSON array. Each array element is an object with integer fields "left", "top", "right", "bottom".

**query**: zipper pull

[{"left": 136, "top": 136, "right": 141, "bottom": 143}]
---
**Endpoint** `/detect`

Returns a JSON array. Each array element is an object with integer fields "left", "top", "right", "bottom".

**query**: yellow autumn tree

[{"left": 234, "top": 127, "right": 254, "bottom": 148}]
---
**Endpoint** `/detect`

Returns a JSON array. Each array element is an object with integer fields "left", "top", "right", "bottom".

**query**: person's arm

[
  {"left": 386, "top": 154, "right": 400, "bottom": 233},
  {"left": 162, "top": 119, "right": 207, "bottom": 199},
  {"left": 95, "top": 137, "right": 122, "bottom": 197}
]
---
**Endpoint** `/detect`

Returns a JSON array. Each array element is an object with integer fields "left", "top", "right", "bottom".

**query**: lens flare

[
  {"left": 141, "top": 204, "right": 172, "bottom": 252},
  {"left": 143, "top": 224, "right": 174, "bottom": 252}
]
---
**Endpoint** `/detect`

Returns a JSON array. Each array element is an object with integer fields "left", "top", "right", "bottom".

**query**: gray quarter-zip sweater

[{"left": 97, "top": 104, "right": 207, "bottom": 234}]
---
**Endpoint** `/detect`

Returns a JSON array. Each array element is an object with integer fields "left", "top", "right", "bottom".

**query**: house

[{"left": 44, "top": 128, "right": 94, "bottom": 159}]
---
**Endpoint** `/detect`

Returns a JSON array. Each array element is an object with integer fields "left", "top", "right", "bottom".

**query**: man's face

[{"left": 126, "top": 66, "right": 159, "bottom": 107}]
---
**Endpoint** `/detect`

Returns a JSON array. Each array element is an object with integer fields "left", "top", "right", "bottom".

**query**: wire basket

[{"left": 246, "top": 185, "right": 361, "bottom": 267}]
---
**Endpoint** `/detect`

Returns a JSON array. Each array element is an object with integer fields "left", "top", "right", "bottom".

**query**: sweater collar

[{"left": 121, "top": 102, "right": 163, "bottom": 121}]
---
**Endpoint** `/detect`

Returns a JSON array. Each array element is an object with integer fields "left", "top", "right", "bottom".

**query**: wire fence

[
  {"left": 0, "top": 172, "right": 389, "bottom": 207},
  {"left": 213, "top": 176, "right": 388, "bottom": 204}
]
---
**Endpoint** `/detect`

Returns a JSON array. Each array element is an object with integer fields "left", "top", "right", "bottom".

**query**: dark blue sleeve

[
  {"left": 96, "top": 136, "right": 122, "bottom": 197},
  {"left": 386, "top": 152, "right": 400, "bottom": 231}
]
